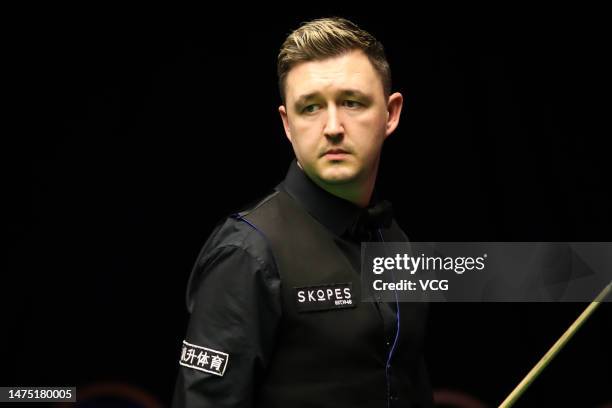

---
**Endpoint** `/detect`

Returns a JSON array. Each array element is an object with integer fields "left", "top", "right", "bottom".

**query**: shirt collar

[{"left": 278, "top": 159, "right": 375, "bottom": 237}]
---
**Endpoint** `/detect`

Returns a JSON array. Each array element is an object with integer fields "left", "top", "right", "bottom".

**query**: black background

[{"left": 7, "top": 5, "right": 611, "bottom": 407}]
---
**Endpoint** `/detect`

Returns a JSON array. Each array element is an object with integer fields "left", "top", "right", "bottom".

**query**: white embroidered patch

[{"left": 179, "top": 340, "right": 229, "bottom": 377}]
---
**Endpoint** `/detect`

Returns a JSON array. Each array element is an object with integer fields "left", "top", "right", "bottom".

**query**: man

[{"left": 172, "top": 17, "right": 433, "bottom": 408}]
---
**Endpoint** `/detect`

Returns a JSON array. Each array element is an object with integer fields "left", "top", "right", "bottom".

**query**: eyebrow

[{"left": 293, "top": 89, "right": 371, "bottom": 110}]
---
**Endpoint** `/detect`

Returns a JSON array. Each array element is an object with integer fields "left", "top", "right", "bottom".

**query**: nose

[{"left": 323, "top": 105, "right": 344, "bottom": 141}]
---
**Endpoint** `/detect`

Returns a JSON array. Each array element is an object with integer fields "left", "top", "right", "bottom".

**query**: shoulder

[
  {"left": 200, "top": 189, "right": 281, "bottom": 266},
  {"left": 197, "top": 215, "right": 274, "bottom": 271},
  {"left": 185, "top": 216, "right": 278, "bottom": 313},
  {"left": 185, "top": 191, "right": 282, "bottom": 308}
]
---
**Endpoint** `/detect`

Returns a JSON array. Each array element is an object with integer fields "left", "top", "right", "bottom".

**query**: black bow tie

[{"left": 348, "top": 200, "right": 394, "bottom": 240}]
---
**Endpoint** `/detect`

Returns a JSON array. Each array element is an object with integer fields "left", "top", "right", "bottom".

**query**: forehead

[{"left": 285, "top": 50, "right": 383, "bottom": 102}]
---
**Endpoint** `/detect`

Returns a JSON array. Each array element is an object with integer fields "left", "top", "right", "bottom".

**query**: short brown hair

[{"left": 277, "top": 17, "right": 391, "bottom": 105}]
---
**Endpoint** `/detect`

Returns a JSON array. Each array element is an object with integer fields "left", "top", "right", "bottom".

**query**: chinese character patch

[{"left": 179, "top": 340, "right": 229, "bottom": 376}]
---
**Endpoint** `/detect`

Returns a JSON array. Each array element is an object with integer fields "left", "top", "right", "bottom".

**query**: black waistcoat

[{"left": 239, "top": 188, "right": 431, "bottom": 408}]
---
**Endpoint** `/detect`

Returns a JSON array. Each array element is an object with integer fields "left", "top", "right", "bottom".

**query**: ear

[
  {"left": 384, "top": 92, "right": 403, "bottom": 138},
  {"left": 278, "top": 105, "right": 293, "bottom": 143}
]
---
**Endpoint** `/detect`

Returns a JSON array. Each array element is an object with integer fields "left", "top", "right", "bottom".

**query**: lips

[
  {"left": 324, "top": 149, "right": 348, "bottom": 155},
  {"left": 323, "top": 149, "right": 350, "bottom": 161}
]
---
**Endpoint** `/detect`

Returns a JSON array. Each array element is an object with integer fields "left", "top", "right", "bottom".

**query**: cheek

[
  {"left": 352, "top": 106, "right": 386, "bottom": 129},
  {"left": 351, "top": 112, "right": 387, "bottom": 148},
  {"left": 292, "top": 120, "right": 322, "bottom": 148}
]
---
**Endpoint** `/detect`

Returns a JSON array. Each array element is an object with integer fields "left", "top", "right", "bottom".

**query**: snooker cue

[{"left": 499, "top": 281, "right": 611, "bottom": 407}]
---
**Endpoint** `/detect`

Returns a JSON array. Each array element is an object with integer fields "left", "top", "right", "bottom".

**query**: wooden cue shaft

[{"left": 499, "top": 281, "right": 611, "bottom": 408}]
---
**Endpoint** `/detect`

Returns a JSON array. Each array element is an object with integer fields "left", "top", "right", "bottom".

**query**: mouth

[
  {"left": 322, "top": 149, "right": 350, "bottom": 160},
  {"left": 323, "top": 148, "right": 349, "bottom": 156}
]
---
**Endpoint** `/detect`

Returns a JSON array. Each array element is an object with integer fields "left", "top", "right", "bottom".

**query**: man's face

[{"left": 279, "top": 49, "right": 402, "bottom": 190}]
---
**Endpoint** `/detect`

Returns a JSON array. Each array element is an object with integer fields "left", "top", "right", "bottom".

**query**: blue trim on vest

[
  {"left": 230, "top": 213, "right": 271, "bottom": 244},
  {"left": 232, "top": 213, "right": 258, "bottom": 231},
  {"left": 378, "top": 228, "right": 401, "bottom": 408}
]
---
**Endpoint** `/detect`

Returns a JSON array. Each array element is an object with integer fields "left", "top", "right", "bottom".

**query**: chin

[{"left": 318, "top": 166, "right": 358, "bottom": 184}]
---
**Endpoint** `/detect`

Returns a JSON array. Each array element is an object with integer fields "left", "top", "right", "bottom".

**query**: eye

[
  {"left": 343, "top": 100, "right": 362, "bottom": 108},
  {"left": 302, "top": 104, "right": 320, "bottom": 114}
]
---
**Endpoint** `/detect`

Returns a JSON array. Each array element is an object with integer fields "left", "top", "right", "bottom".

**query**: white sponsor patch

[
  {"left": 294, "top": 282, "right": 355, "bottom": 312},
  {"left": 179, "top": 340, "right": 229, "bottom": 377}
]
